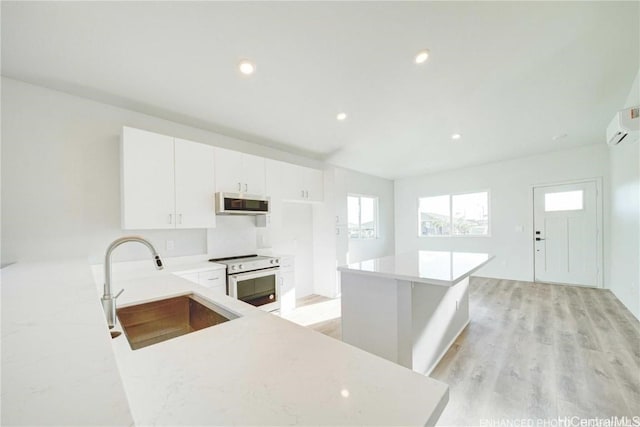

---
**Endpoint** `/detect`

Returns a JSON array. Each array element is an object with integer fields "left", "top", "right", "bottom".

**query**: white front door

[{"left": 533, "top": 180, "right": 601, "bottom": 287}]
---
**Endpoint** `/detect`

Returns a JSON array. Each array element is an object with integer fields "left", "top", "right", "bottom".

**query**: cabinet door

[
  {"left": 198, "top": 269, "right": 227, "bottom": 295},
  {"left": 214, "top": 147, "right": 244, "bottom": 193},
  {"left": 267, "top": 159, "right": 299, "bottom": 200},
  {"left": 243, "top": 153, "right": 266, "bottom": 195},
  {"left": 174, "top": 138, "right": 216, "bottom": 229},
  {"left": 265, "top": 159, "right": 281, "bottom": 197},
  {"left": 121, "top": 127, "right": 175, "bottom": 229},
  {"left": 279, "top": 271, "right": 296, "bottom": 316},
  {"left": 304, "top": 167, "right": 324, "bottom": 202}
]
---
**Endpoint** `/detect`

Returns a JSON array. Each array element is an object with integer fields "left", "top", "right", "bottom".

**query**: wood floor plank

[
  {"left": 562, "top": 286, "right": 603, "bottom": 351},
  {"left": 526, "top": 340, "right": 558, "bottom": 419},
  {"left": 553, "top": 329, "right": 591, "bottom": 412},
  {"left": 581, "top": 349, "right": 633, "bottom": 417},
  {"left": 601, "top": 349, "right": 640, "bottom": 415},
  {"left": 533, "top": 283, "right": 554, "bottom": 345}
]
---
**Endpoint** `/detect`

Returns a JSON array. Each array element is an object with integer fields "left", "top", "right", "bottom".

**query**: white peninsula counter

[
  {"left": 338, "top": 251, "right": 493, "bottom": 375},
  {"left": 2, "top": 257, "right": 450, "bottom": 426}
]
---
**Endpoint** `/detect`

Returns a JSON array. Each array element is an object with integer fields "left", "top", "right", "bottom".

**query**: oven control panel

[{"left": 228, "top": 257, "right": 280, "bottom": 273}]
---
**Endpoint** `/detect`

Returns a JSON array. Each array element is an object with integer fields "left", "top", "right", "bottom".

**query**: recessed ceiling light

[
  {"left": 451, "top": 133, "right": 462, "bottom": 140},
  {"left": 415, "top": 49, "right": 430, "bottom": 64},
  {"left": 336, "top": 112, "right": 347, "bottom": 121},
  {"left": 238, "top": 59, "right": 255, "bottom": 75}
]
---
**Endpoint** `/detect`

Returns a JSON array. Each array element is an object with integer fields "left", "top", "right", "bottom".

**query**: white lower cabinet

[
  {"left": 197, "top": 269, "right": 226, "bottom": 294},
  {"left": 177, "top": 269, "right": 227, "bottom": 296},
  {"left": 279, "top": 256, "right": 296, "bottom": 316}
]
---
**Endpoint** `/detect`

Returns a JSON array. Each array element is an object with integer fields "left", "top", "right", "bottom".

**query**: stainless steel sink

[{"left": 117, "top": 293, "right": 237, "bottom": 350}]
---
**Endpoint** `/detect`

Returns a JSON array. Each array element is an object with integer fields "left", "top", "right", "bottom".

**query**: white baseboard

[{"left": 424, "top": 319, "right": 470, "bottom": 377}]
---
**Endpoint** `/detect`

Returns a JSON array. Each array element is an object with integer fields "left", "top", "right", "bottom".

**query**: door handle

[
  {"left": 178, "top": 214, "right": 183, "bottom": 224},
  {"left": 168, "top": 214, "right": 173, "bottom": 224},
  {"left": 244, "top": 183, "right": 248, "bottom": 192},
  {"left": 536, "top": 237, "right": 545, "bottom": 241}
]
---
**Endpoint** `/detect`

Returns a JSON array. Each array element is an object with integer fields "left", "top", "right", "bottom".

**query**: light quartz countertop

[
  {"left": 2, "top": 255, "right": 449, "bottom": 426},
  {"left": 1, "top": 260, "right": 134, "bottom": 426},
  {"left": 338, "top": 250, "right": 494, "bottom": 286},
  {"left": 91, "top": 254, "right": 226, "bottom": 284}
]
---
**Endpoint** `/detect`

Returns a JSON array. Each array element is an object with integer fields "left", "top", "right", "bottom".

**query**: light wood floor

[
  {"left": 432, "top": 277, "right": 640, "bottom": 425},
  {"left": 290, "top": 278, "right": 640, "bottom": 425}
]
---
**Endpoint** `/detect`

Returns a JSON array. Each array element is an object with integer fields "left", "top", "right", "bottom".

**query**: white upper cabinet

[
  {"left": 121, "top": 127, "right": 176, "bottom": 229},
  {"left": 214, "top": 148, "right": 244, "bottom": 193},
  {"left": 242, "top": 153, "right": 266, "bottom": 195},
  {"left": 266, "top": 159, "right": 323, "bottom": 202},
  {"left": 266, "top": 159, "right": 296, "bottom": 200},
  {"left": 121, "top": 127, "right": 216, "bottom": 230},
  {"left": 214, "top": 147, "right": 266, "bottom": 195},
  {"left": 303, "top": 167, "right": 324, "bottom": 202},
  {"left": 174, "top": 138, "right": 216, "bottom": 228}
]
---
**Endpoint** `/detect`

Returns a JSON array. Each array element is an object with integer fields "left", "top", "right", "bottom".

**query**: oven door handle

[{"left": 228, "top": 267, "right": 280, "bottom": 282}]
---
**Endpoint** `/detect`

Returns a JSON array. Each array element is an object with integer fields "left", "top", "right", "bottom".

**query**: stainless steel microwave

[{"left": 215, "top": 192, "right": 270, "bottom": 215}]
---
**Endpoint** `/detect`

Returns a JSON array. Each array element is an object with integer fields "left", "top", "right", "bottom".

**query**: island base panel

[
  {"left": 341, "top": 272, "right": 470, "bottom": 375},
  {"left": 340, "top": 272, "right": 413, "bottom": 367}
]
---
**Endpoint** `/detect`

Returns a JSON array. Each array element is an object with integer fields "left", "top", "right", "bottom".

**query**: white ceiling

[{"left": 2, "top": 2, "right": 638, "bottom": 179}]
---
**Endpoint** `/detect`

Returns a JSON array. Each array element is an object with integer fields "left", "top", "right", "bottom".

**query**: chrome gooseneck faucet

[{"left": 102, "top": 236, "right": 164, "bottom": 328}]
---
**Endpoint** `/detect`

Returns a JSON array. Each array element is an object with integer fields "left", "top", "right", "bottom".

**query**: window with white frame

[
  {"left": 348, "top": 195, "right": 379, "bottom": 239},
  {"left": 544, "top": 190, "right": 583, "bottom": 212},
  {"left": 419, "top": 191, "right": 489, "bottom": 237}
]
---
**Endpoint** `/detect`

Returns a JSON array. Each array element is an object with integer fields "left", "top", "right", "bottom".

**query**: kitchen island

[
  {"left": 2, "top": 257, "right": 449, "bottom": 426},
  {"left": 338, "top": 251, "right": 493, "bottom": 375}
]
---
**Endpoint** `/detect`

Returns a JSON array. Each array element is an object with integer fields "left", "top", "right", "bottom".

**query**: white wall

[
  {"left": 608, "top": 70, "right": 640, "bottom": 320},
  {"left": 337, "top": 168, "right": 395, "bottom": 264},
  {"left": 1, "top": 78, "right": 323, "bottom": 264},
  {"left": 313, "top": 166, "right": 395, "bottom": 297},
  {"left": 395, "top": 144, "right": 610, "bottom": 283}
]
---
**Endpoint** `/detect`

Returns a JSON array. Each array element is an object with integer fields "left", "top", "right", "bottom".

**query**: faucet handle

[{"left": 114, "top": 289, "right": 124, "bottom": 299}]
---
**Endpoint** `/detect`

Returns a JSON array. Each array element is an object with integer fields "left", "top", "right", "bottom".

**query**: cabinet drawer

[
  {"left": 279, "top": 256, "right": 295, "bottom": 271},
  {"left": 198, "top": 270, "right": 226, "bottom": 289},
  {"left": 208, "top": 283, "right": 227, "bottom": 296}
]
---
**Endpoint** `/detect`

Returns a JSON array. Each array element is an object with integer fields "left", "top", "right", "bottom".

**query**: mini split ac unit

[{"left": 607, "top": 105, "right": 639, "bottom": 146}]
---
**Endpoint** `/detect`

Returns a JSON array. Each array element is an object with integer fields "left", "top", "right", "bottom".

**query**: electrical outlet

[{"left": 166, "top": 240, "right": 175, "bottom": 251}]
